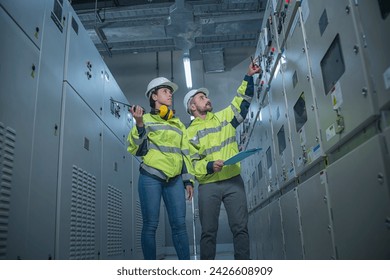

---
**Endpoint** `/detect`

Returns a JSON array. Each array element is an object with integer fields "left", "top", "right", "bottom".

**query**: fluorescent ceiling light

[{"left": 183, "top": 55, "right": 192, "bottom": 89}]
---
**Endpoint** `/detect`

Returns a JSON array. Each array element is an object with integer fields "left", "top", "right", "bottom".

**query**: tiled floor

[
  {"left": 163, "top": 251, "right": 234, "bottom": 260},
  {"left": 162, "top": 244, "right": 235, "bottom": 260}
]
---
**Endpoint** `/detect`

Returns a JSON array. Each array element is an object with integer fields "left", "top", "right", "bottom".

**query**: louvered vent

[
  {"left": 69, "top": 165, "right": 96, "bottom": 259},
  {"left": 0, "top": 123, "right": 15, "bottom": 258},
  {"left": 107, "top": 185, "right": 122, "bottom": 256}
]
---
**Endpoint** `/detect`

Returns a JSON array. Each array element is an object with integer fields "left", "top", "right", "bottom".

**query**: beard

[
  {"left": 205, "top": 101, "right": 213, "bottom": 111},
  {"left": 199, "top": 102, "right": 212, "bottom": 114}
]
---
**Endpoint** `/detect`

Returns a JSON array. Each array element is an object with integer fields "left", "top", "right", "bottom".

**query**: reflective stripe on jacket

[
  {"left": 187, "top": 75, "right": 254, "bottom": 184},
  {"left": 127, "top": 113, "right": 195, "bottom": 184}
]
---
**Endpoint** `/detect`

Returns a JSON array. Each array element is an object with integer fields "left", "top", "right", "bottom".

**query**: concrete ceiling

[
  {"left": 71, "top": 0, "right": 266, "bottom": 72},
  {"left": 70, "top": 0, "right": 267, "bottom": 124}
]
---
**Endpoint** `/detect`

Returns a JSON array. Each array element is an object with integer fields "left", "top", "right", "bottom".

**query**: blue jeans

[{"left": 138, "top": 172, "right": 190, "bottom": 260}]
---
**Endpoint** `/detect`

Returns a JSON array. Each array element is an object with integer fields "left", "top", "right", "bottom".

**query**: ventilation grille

[
  {"left": 202, "top": 50, "right": 225, "bottom": 73},
  {"left": 107, "top": 185, "right": 122, "bottom": 256},
  {"left": 0, "top": 123, "right": 15, "bottom": 258},
  {"left": 69, "top": 165, "right": 96, "bottom": 259}
]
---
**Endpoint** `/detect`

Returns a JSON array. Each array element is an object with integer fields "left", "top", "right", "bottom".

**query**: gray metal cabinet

[
  {"left": 268, "top": 199, "right": 285, "bottom": 259},
  {"left": 326, "top": 135, "right": 390, "bottom": 259},
  {"left": 63, "top": 10, "right": 105, "bottom": 117},
  {"left": 0, "top": 7, "right": 40, "bottom": 259},
  {"left": 279, "top": 188, "right": 304, "bottom": 259},
  {"left": 102, "top": 66, "right": 133, "bottom": 144},
  {"left": 349, "top": 0, "right": 390, "bottom": 110},
  {"left": 0, "top": 0, "right": 46, "bottom": 49},
  {"left": 297, "top": 171, "right": 335, "bottom": 259},
  {"left": 100, "top": 125, "right": 133, "bottom": 259},
  {"left": 56, "top": 84, "right": 102, "bottom": 259},
  {"left": 259, "top": 98, "right": 280, "bottom": 201},
  {"left": 24, "top": 0, "right": 71, "bottom": 260},
  {"left": 258, "top": 204, "right": 272, "bottom": 259},
  {"left": 270, "top": 71, "right": 296, "bottom": 186},
  {"left": 283, "top": 7, "right": 324, "bottom": 176},
  {"left": 304, "top": 0, "right": 378, "bottom": 153}
]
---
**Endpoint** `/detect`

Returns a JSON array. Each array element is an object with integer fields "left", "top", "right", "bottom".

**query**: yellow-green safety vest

[
  {"left": 127, "top": 113, "right": 195, "bottom": 184},
  {"left": 187, "top": 75, "right": 254, "bottom": 184}
]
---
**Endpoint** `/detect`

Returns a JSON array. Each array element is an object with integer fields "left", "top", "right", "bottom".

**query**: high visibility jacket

[
  {"left": 127, "top": 113, "right": 194, "bottom": 185},
  {"left": 187, "top": 75, "right": 254, "bottom": 184}
]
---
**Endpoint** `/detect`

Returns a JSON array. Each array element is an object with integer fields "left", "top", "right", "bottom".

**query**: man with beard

[{"left": 183, "top": 61, "right": 261, "bottom": 259}]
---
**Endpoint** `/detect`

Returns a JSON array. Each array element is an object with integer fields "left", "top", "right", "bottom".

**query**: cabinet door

[
  {"left": 0, "top": 7, "right": 40, "bottom": 259},
  {"left": 260, "top": 100, "right": 280, "bottom": 199},
  {"left": 350, "top": 0, "right": 390, "bottom": 110},
  {"left": 102, "top": 66, "right": 133, "bottom": 144},
  {"left": 284, "top": 9, "right": 324, "bottom": 176},
  {"left": 297, "top": 172, "right": 335, "bottom": 259},
  {"left": 0, "top": 0, "right": 46, "bottom": 48},
  {"left": 63, "top": 10, "right": 104, "bottom": 117},
  {"left": 304, "top": 0, "right": 378, "bottom": 153},
  {"left": 327, "top": 135, "right": 390, "bottom": 259},
  {"left": 25, "top": 0, "right": 71, "bottom": 260},
  {"left": 270, "top": 71, "right": 296, "bottom": 186},
  {"left": 100, "top": 126, "right": 132, "bottom": 259},
  {"left": 268, "top": 199, "right": 285, "bottom": 259},
  {"left": 56, "top": 84, "right": 102, "bottom": 259},
  {"left": 280, "top": 188, "right": 304, "bottom": 259}
]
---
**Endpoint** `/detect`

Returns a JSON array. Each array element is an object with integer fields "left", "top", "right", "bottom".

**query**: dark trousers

[{"left": 198, "top": 175, "right": 249, "bottom": 259}]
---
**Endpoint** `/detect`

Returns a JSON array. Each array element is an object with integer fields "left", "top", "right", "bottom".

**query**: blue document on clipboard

[{"left": 224, "top": 148, "right": 262, "bottom": 165}]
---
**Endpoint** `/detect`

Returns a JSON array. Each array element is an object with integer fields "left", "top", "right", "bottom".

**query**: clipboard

[{"left": 224, "top": 148, "right": 262, "bottom": 165}]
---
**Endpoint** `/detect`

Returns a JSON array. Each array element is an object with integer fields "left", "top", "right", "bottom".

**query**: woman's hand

[{"left": 130, "top": 105, "right": 144, "bottom": 127}]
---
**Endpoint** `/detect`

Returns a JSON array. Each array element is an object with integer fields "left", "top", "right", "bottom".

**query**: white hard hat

[
  {"left": 145, "top": 77, "right": 178, "bottom": 98},
  {"left": 183, "top": 88, "right": 209, "bottom": 115}
]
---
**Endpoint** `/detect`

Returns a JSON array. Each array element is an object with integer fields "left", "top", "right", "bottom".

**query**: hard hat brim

[{"left": 145, "top": 81, "right": 178, "bottom": 98}]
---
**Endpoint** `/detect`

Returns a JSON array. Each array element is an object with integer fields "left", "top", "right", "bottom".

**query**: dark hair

[{"left": 149, "top": 93, "right": 156, "bottom": 108}]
